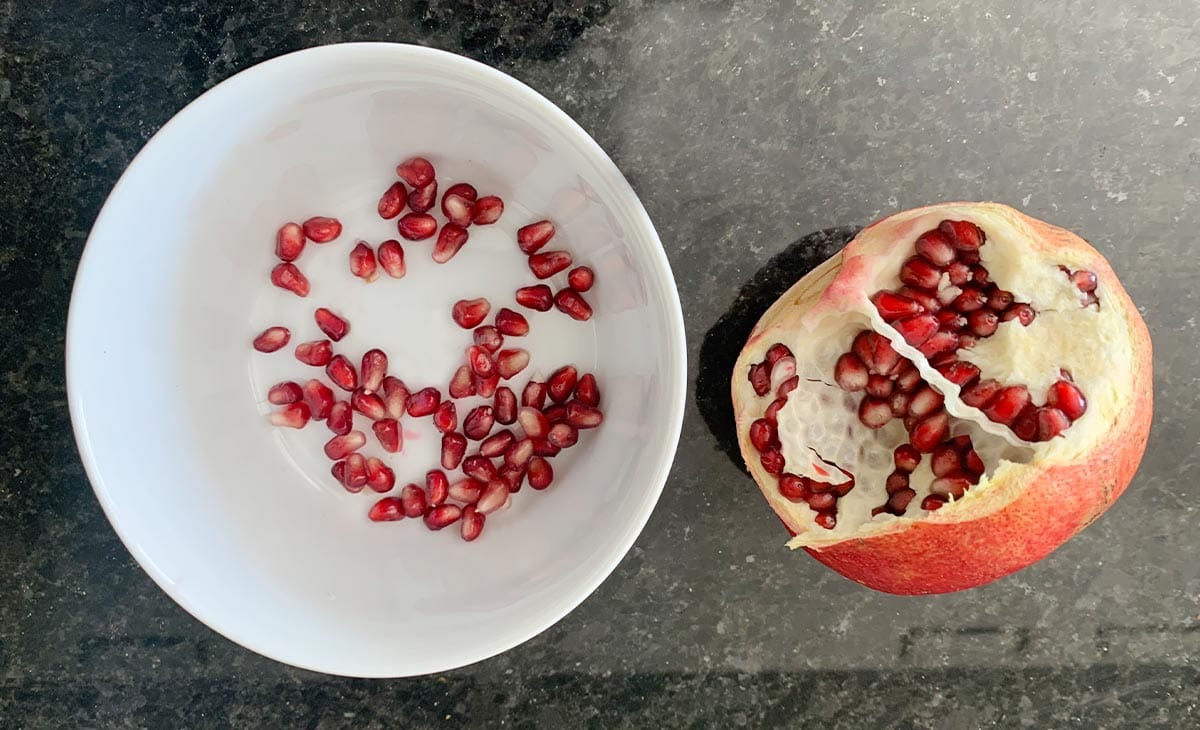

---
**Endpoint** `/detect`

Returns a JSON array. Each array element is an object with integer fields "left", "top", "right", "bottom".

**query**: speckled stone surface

[{"left": 3, "top": 1, "right": 1199, "bottom": 727}]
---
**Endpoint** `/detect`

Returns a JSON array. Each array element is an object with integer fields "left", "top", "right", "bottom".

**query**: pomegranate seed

[
  {"left": 567, "top": 266, "right": 595, "bottom": 292},
  {"left": 344, "top": 453, "right": 368, "bottom": 490},
  {"left": 449, "top": 479, "right": 483, "bottom": 503},
  {"left": 467, "top": 345, "right": 496, "bottom": 379},
  {"left": 267, "top": 381, "right": 303, "bottom": 405},
  {"left": 777, "top": 474, "right": 809, "bottom": 501},
  {"left": 894, "top": 444, "right": 921, "bottom": 472},
  {"left": 368, "top": 497, "right": 405, "bottom": 521},
  {"left": 365, "top": 457, "right": 395, "bottom": 493},
  {"left": 396, "top": 156, "right": 435, "bottom": 187},
  {"left": 865, "top": 374, "right": 893, "bottom": 399},
  {"left": 448, "top": 364, "right": 475, "bottom": 398},
  {"left": 931, "top": 445, "right": 962, "bottom": 477},
  {"left": 532, "top": 439, "right": 561, "bottom": 457},
  {"left": 480, "top": 429, "right": 515, "bottom": 457},
  {"left": 463, "top": 405, "right": 495, "bottom": 440},
  {"left": 327, "top": 401, "right": 352, "bottom": 435},
  {"left": 895, "top": 362, "right": 922, "bottom": 392},
  {"left": 899, "top": 286, "right": 941, "bottom": 313},
  {"left": 494, "top": 308, "right": 530, "bottom": 337},
  {"left": 433, "top": 223, "right": 469, "bottom": 263},
  {"left": 518, "top": 407, "right": 550, "bottom": 439},
  {"left": 378, "top": 181, "right": 407, "bottom": 219},
  {"left": 946, "top": 261, "right": 972, "bottom": 286},
  {"left": 1071, "top": 269, "right": 1098, "bottom": 292},
  {"left": 965, "top": 309, "right": 998, "bottom": 337},
  {"left": 515, "top": 284, "right": 554, "bottom": 312},
  {"left": 857, "top": 398, "right": 892, "bottom": 429},
  {"left": 350, "top": 389, "right": 386, "bottom": 421},
  {"left": 770, "top": 355, "right": 797, "bottom": 392},
  {"left": 517, "top": 220, "right": 556, "bottom": 254},
  {"left": 377, "top": 239, "right": 406, "bottom": 278},
  {"left": 873, "top": 291, "right": 924, "bottom": 321},
  {"left": 400, "top": 483, "right": 427, "bottom": 517},
  {"left": 562, "top": 400, "right": 602, "bottom": 430},
  {"left": 917, "top": 330, "right": 959, "bottom": 358},
  {"left": 472, "top": 195, "right": 504, "bottom": 225},
  {"left": 441, "top": 182, "right": 477, "bottom": 201},
  {"left": 987, "top": 289, "right": 1014, "bottom": 311},
  {"left": 899, "top": 256, "right": 943, "bottom": 289},
  {"left": 807, "top": 491, "right": 836, "bottom": 511},
  {"left": 888, "top": 488, "right": 916, "bottom": 514},
  {"left": 543, "top": 404, "right": 568, "bottom": 424},
  {"left": 952, "top": 287, "right": 987, "bottom": 312},
  {"left": 269, "top": 402, "right": 311, "bottom": 429},
  {"left": 462, "top": 455, "right": 498, "bottom": 482},
  {"left": 253, "top": 326, "right": 291, "bottom": 353},
  {"left": 937, "top": 285, "right": 963, "bottom": 307},
  {"left": 936, "top": 309, "right": 966, "bottom": 330},
  {"left": 930, "top": 474, "right": 971, "bottom": 499},
  {"left": 527, "top": 456, "right": 553, "bottom": 489},
  {"left": 936, "top": 360, "right": 981, "bottom": 387},
  {"left": 475, "top": 479, "right": 509, "bottom": 515},
  {"left": 505, "top": 438, "right": 534, "bottom": 468},
  {"left": 467, "top": 328, "right": 501, "bottom": 356},
  {"left": 983, "top": 385, "right": 1031, "bottom": 425},
  {"left": 1047, "top": 379, "right": 1087, "bottom": 420},
  {"left": 554, "top": 289, "right": 593, "bottom": 321},
  {"left": 961, "top": 378, "right": 1001, "bottom": 408},
  {"left": 494, "top": 387, "right": 518, "bottom": 425},
  {"left": 423, "top": 504, "right": 462, "bottom": 531},
  {"left": 302, "top": 216, "right": 342, "bottom": 243},
  {"left": 910, "top": 411, "right": 950, "bottom": 452},
  {"left": 324, "top": 430, "right": 366, "bottom": 460},
  {"left": 408, "top": 181, "right": 438, "bottom": 213},
  {"left": 452, "top": 298, "right": 492, "bottom": 329},
  {"left": 314, "top": 308, "right": 350, "bottom": 341},
  {"left": 398, "top": 212, "right": 437, "bottom": 241},
  {"left": 441, "top": 193, "right": 475, "bottom": 227},
  {"left": 889, "top": 390, "right": 911, "bottom": 416},
  {"left": 358, "top": 349, "right": 387, "bottom": 394},
  {"left": 426, "top": 470, "right": 449, "bottom": 506},
  {"left": 303, "top": 380, "right": 334, "bottom": 420},
  {"left": 892, "top": 314, "right": 939, "bottom": 346},
  {"left": 460, "top": 506, "right": 485, "bottom": 541},
  {"left": 522, "top": 381, "right": 548, "bottom": 409},
  {"left": 407, "top": 387, "right": 441, "bottom": 417},
  {"left": 764, "top": 343, "right": 792, "bottom": 364},
  {"left": 349, "top": 242, "right": 379, "bottom": 282},
  {"left": 885, "top": 472, "right": 909, "bottom": 494},
  {"left": 496, "top": 348, "right": 530, "bottom": 379},
  {"left": 382, "top": 377, "right": 409, "bottom": 419},
  {"left": 1037, "top": 407, "right": 1071, "bottom": 440},
  {"left": 547, "top": 366, "right": 578, "bottom": 403},
  {"left": 1000, "top": 303, "right": 1036, "bottom": 326},
  {"left": 907, "top": 385, "right": 945, "bottom": 417},
  {"left": 915, "top": 230, "right": 956, "bottom": 266},
  {"left": 474, "top": 372, "right": 500, "bottom": 398},
  {"left": 749, "top": 419, "right": 776, "bottom": 451},
  {"left": 572, "top": 374, "right": 601, "bottom": 407},
  {"left": 331, "top": 461, "right": 355, "bottom": 492},
  {"left": 326, "top": 355, "right": 358, "bottom": 392},
  {"left": 970, "top": 265, "right": 990, "bottom": 286},
  {"left": 371, "top": 418, "right": 400, "bottom": 452},
  {"left": 433, "top": 401, "right": 458, "bottom": 434},
  {"left": 548, "top": 422, "right": 579, "bottom": 448},
  {"left": 529, "top": 251, "right": 573, "bottom": 279},
  {"left": 921, "top": 495, "right": 947, "bottom": 511},
  {"left": 939, "top": 220, "right": 984, "bottom": 250},
  {"left": 958, "top": 333, "right": 979, "bottom": 349},
  {"left": 833, "top": 353, "right": 869, "bottom": 391},
  {"left": 813, "top": 511, "right": 837, "bottom": 530},
  {"left": 295, "top": 339, "right": 333, "bottom": 366},
  {"left": 275, "top": 222, "right": 305, "bottom": 262},
  {"left": 1013, "top": 407, "right": 1039, "bottom": 441},
  {"left": 270, "top": 263, "right": 310, "bottom": 297},
  {"left": 441, "top": 432, "right": 467, "bottom": 469}
]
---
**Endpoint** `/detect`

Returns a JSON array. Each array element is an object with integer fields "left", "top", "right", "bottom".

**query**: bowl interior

[{"left": 68, "top": 44, "right": 684, "bottom": 677}]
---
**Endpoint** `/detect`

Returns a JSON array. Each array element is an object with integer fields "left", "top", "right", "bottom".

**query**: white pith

[{"left": 745, "top": 204, "right": 1135, "bottom": 549}]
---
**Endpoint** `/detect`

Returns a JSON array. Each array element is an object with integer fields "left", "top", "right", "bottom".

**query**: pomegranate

[{"left": 731, "top": 203, "right": 1152, "bottom": 594}]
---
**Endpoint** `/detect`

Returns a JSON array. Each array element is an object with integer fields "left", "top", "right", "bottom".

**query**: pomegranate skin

[{"left": 732, "top": 202, "right": 1153, "bottom": 594}]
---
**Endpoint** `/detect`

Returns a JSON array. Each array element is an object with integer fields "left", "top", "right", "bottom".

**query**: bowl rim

[{"left": 65, "top": 42, "right": 687, "bottom": 677}]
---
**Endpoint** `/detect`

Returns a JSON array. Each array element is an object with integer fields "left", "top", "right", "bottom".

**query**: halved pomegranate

[{"left": 731, "top": 203, "right": 1152, "bottom": 594}]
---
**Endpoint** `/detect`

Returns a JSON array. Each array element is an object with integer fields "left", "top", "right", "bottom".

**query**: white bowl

[{"left": 67, "top": 43, "right": 685, "bottom": 677}]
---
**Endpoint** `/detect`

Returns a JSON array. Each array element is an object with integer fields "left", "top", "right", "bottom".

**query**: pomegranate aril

[
  {"left": 407, "top": 387, "right": 441, "bottom": 417},
  {"left": 930, "top": 474, "right": 971, "bottom": 499},
  {"left": 465, "top": 345, "right": 495, "bottom": 380},
  {"left": 473, "top": 326, "right": 504, "bottom": 354},
  {"left": 865, "top": 374, "right": 893, "bottom": 399},
  {"left": 1037, "top": 407, "right": 1071, "bottom": 440},
  {"left": 476, "top": 480, "right": 509, "bottom": 515},
  {"left": 895, "top": 362, "right": 922, "bottom": 393},
  {"left": 939, "top": 220, "right": 984, "bottom": 250},
  {"left": 351, "top": 389, "right": 387, "bottom": 421},
  {"left": 965, "top": 309, "right": 998, "bottom": 337},
  {"left": 505, "top": 438, "right": 534, "bottom": 468},
  {"left": 494, "top": 387, "right": 517, "bottom": 424},
  {"left": 448, "top": 365, "right": 475, "bottom": 399},
  {"left": 885, "top": 472, "right": 910, "bottom": 494},
  {"left": 910, "top": 410, "right": 950, "bottom": 452},
  {"left": 951, "top": 287, "right": 987, "bottom": 312},
  {"left": 480, "top": 429, "right": 515, "bottom": 457},
  {"left": 382, "top": 376, "right": 409, "bottom": 419},
  {"left": 324, "top": 430, "right": 366, "bottom": 459},
  {"left": 365, "top": 457, "right": 395, "bottom": 493},
  {"left": 327, "top": 401, "right": 352, "bottom": 435},
  {"left": 302, "top": 216, "right": 342, "bottom": 243},
  {"left": 269, "top": 402, "right": 311, "bottom": 429},
  {"left": 441, "top": 432, "right": 467, "bottom": 470},
  {"left": 373, "top": 419, "right": 401, "bottom": 452},
  {"left": 958, "top": 333, "right": 979, "bottom": 349},
  {"left": 527, "top": 457, "right": 553, "bottom": 490},
  {"left": 529, "top": 251, "right": 572, "bottom": 279},
  {"left": 899, "top": 256, "right": 943, "bottom": 289},
  {"left": 931, "top": 445, "right": 962, "bottom": 477},
  {"left": 970, "top": 265, "right": 990, "bottom": 286},
  {"left": 1013, "top": 407, "right": 1039, "bottom": 441},
  {"left": 889, "top": 390, "right": 911, "bottom": 417},
  {"left": 915, "top": 230, "right": 956, "bottom": 266},
  {"left": 1071, "top": 269, "right": 1098, "bottom": 293},
  {"left": 515, "top": 284, "right": 554, "bottom": 312},
  {"left": 1047, "top": 379, "right": 1087, "bottom": 420},
  {"left": 857, "top": 398, "right": 892, "bottom": 429},
  {"left": 396, "top": 156, "right": 435, "bottom": 187},
  {"left": 834, "top": 351, "right": 871, "bottom": 391},
  {"left": 547, "top": 422, "right": 578, "bottom": 448},
  {"left": 368, "top": 497, "right": 405, "bottom": 522},
  {"left": 873, "top": 291, "right": 924, "bottom": 321},
  {"left": 567, "top": 266, "right": 595, "bottom": 293},
  {"left": 349, "top": 242, "right": 379, "bottom": 282},
  {"left": 452, "top": 298, "right": 492, "bottom": 329},
  {"left": 398, "top": 212, "right": 437, "bottom": 241},
  {"left": 426, "top": 470, "right": 449, "bottom": 506},
  {"left": 983, "top": 385, "right": 1031, "bottom": 425},
  {"left": 326, "top": 355, "right": 358, "bottom": 392},
  {"left": 547, "top": 366, "right": 578, "bottom": 403},
  {"left": 921, "top": 495, "right": 947, "bottom": 511},
  {"left": 474, "top": 372, "right": 500, "bottom": 398},
  {"left": 359, "top": 349, "right": 387, "bottom": 394},
  {"left": 449, "top": 478, "right": 483, "bottom": 504},
  {"left": 400, "top": 483, "right": 427, "bottom": 518},
  {"left": 441, "top": 193, "right": 475, "bottom": 227},
  {"left": 408, "top": 182, "right": 438, "bottom": 213},
  {"left": 378, "top": 182, "right": 407, "bottom": 219},
  {"left": 424, "top": 504, "right": 462, "bottom": 531},
  {"left": 494, "top": 308, "right": 530, "bottom": 336},
  {"left": 268, "top": 381, "right": 303, "bottom": 405},
  {"left": 433, "top": 223, "right": 469, "bottom": 263},
  {"left": 331, "top": 461, "right": 356, "bottom": 492},
  {"left": 531, "top": 440, "right": 559, "bottom": 458},
  {"left": 463, "top": 405, "right": 495, "bottom": 440},
  {"left": 460, "top": 506, "right": 485, "bottom": 541},
  {"left": 496, "top": 348, "right": 530, "bottom": 379},
  {"left": 433, "top": 401, "right": 458, "bottom": 434},
  {"left": 555, "top": 288, "right": 594, "bottom": 321},
  {"left": 987, "top": 289, "right": 1014, "bottom": 311},
  {"left": 441, "top": 182, "right": 477, "bottom": 202},
  {"left": 253, "top": 326, "right": 291, "bottom": 353},
  {"left": 314, "top": 307, "right": 350, "bottom": 341},
  {"left": 303, "top": 379, "right": 334, "bottom": 420},
  {"left": 899, "top": 286, "right": 941, "bottom": 313},
  {"left": 893, "top": 314, "right": 939, "bottom": 346},
  {"left": 344, "top": 453, "right": 368, "bottom": 490},
  {"left": 295, "top": 339, "right": 333, "bottom": 366},
  {"left": 806, "top": 491, "right": 836, "bottom": 511},
  {"left": 814, "top": 511, "right": 837, "bottom": 530},
  {"left": 1000, "top": 303, "right": 1036, "bottom": 326},
  {"left": 961, "top": 378, "right": 1002, "bottom": 408},
  {"left": 936, "top": 360, "right": 981, "bottom": 387},
  {"left": 560, "top": 400, "right": 601, "bottom": 430},
  {"left": 517, "top": 220, "right": 555, "bottom": 254},
  {"left": 518, "top": 407, "right": 550, "bottom": 439},
  {"left": 270, "top": 263, "right": 310, "bottom": 297},
  {"left": 472, "top": 195, "right": 504, "bottom": 225},
  {"left": 946, "top": 261, "right": 972, "bottom": 286},
  {"left": 543, "top": 403, "right": 568, "bottom": 424},
  {"left": 908, "top": 386, "right": 945, "bottom": 418},
  {"left": 777, "top": 474, "right": 809, "bottom": 501},
  {"left": 887, "top": 488, "right": 916, "bottom": 514},
  {"left": 770, "top": 357, "right": 798, "bottom": 394},
  {"left": 574, "top": 373, "right": 600, "bottom": 407},
  {"left": 275, "top": 222, "right": 305, "bottom": 262},
  {"left": 916, "top": 329, "right": 957, "bottom": 359},
  {"left": 522, "top": 381, "right": 547, "bottom": 410},
  {"left": 462, "top": 455, "right": 498, "bottom": 482},
  {"left": 377, "top": 239, "right": 406, "bottom": 278}
]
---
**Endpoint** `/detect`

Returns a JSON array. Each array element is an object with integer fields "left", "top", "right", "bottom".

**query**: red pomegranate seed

[
  {"left": 529, "top": 251, "right": 572, "bottom": 279},
  {"left": 522, "top": 381, "right": 547, "bottom": 409},
  {"left": 958, "top": 334, "right": 979, "bottom": 349},
  {"left": 986, "top": 289, "right": 1013, "bottom": 311},
  {"left": 327, "top": 401, "right": 352, "bottom": 435},
  {"left": 331, "top": 461, "right": 355, "bottom": 492},
  {"left": 563, "top": 400, "right": 603, "bottom": 430},
  {"left": 433, "top": 223, "right": 469, "bottom": 263},
  {"left": 1047, "top": 379, "right": 1087, "bottom": 420},
  {"left": 398, "top": 212, "right": 437, "bottom": 241},
  {"left": 970, "top": 265, "right": 990, "bottom": 285},
  {"left": 377, "top": 239, "right": 406, "bottom": 278},
  {"left": 749, "top": 419, "right": 776, "bottom": 451},
  {"left": 543, "top": 403, "right": 567, "bottom": 424},
  {"left": 494, "top": 308, "right": 529, "bottom": 336},
  {"left": 275, "top": 222, "right": 305, "bottom": 262},
  {"left": 833, "top": 353, "right": 869, "bottom": 392},
  {"left": 887, "top": 488, "right": 916, "bottom": 514},
  {"left": 442, "top": 182, "right": 477, "bottom": 201},
  {"left": 873, "top": 291, "right": 925, "bottom": 321},
  {"left": 946, "top": 261, "right": 972, "bottom": 286},
  {"left": 400, "top": 483, "right": 427, "bottom": 518},
  {"left": 365, "top": 457, "right": 395, "bottom": 493},
  {"left": 554, "top": 289, "right": 593, "bottom": 321},
  {"left": 496, "top": 348, "right": 530, "bottom": 379},
  {"left": 893, "top": 444, "right": 921, "bottom": 472},
  {"left": 382, "top": 376, "right": 409, "bottom": 419},
  {"left": 358, "top": 349, "right": 387, "bottom": 394},
  {"left": 253, "top": 326, "right": 291, "bottom": 353},
  {"left": 368, "top": 496, "right": 405, "bottom": 522},
  {"left": 270, "top": 263, "right": 310, "bottom": 297},
  {"left": 494, "top": 387, "right": 517, "bottom": 424},
  {"left": 344, "top": 453, "right": 368, "bottom": 490},
  {"left": 570, "top": 374, "right": 600, "bottom": 408},
  {"left": 1013, "top": 408, "right": 1039, "bottom": 441},
  {"left": 441, "top": 193, "right": 475, "bottom": 227},
  {"left": 931, "top": 445, "right": 962, "bottom": 477},
  {"left": 961, "top": 378, "right": 1001, "bottom": 408},
  {"left": 777, "top": 474, "right": 809, "bottom": 501},
  {"left": 326, "top": 355, "right": 358, "bottom": 392},
  {"left": 377, "top": 181, "right": 407, "bottom": 219},
  {"left": 966, "top": 309, "right": 999, "bottom": 337},
  {"left": 448, "top": 364, "right": 475, "bottom": 398},
  {"left": 314, "top": 308, "right": 350, "bottom": 341},
  {"left": 963, "top": 449, "right": 985, "bottom": 477},
  {"left": 433, "top": 401, "right": 458, "bottom": 433},
  {"left": 764, "top": 343, "right": 791, "bottom": 365},
  {"left": 267, "top": 381, "right": 303, "bottom": 405},
  {"left": 449, "top": 478, "right": 483, "bottom": 504},
  {"left": 857, "top": 398, "right": 892, "bottom": 429},
  {"left": 474, "top": 372, "right": 500, "bottom": 398},
  {"left": 892, "top": 314, "right": 939, "bottom": 346},
  {"left": 480, "top": 429, "right": 515, "bottom": 457},
  {"left": 894, "top": 362, "right": 921, "bottom": 393},
  {"left": 1000, "top": 303, "right": 1036, "bottom": 326},
  {"left": 426, "top": 470, "right": 449, "bottom": 506},
  {"left": 567, "top": 266, "right": 595, "bottom": 292},
  {"left": 515, "top": 284, "right": 554, "bottom": 312},
  {"left": 349, "top": 242, "right": 379, "bottom": 282},
  {"left": 408, "top": 182, "right": 438, "bottom": 213},
  {"left": 527, "top": 456, "right": 553, "bottom": 490},
  {"left": 531, "top": 439, "right": 560, "bottom": 457},
  {"left": 460, "top": 506, "right": 485, "bottom": 541},
  {"left": 396, "top": 156, "right": 435, "bottom": 187},
  {"left": 939, "top": 220, "right": 984, "bottom": 250},
  {"left": 547, "top": 366, "right": 578, "bottom": 403},
  {"left": 936, "top": 360, "right": 981, "bottom": 387},
  {"left": 884, "top": 472, "right": 909, "bottom": 494},
  {"left": 983, "top": 385, "right": 1030, "bottom": 425},
  {"left": 805, "top": 491, "right": 835, "bottom": 511},
  {"left": 518, "top": 407, "right": 550, "bottom": 439},
  {"left": 303, "top": 379, "right": 334, "bottom": 420},
  {"left": 424, "top": 504, "right": 462, "bottom": 531},
  {"left": 517, "top": 220, "right": 555, "bottom": 254},
  {"left": 295, "top": 339, "right": 333, "bottom": 366},
  {"left": 467, "top": 345, "right": 496, "bottom": 379},
  {"left": 1037, "top": 407, "right": 1071, "bottom": 440},
  {"left": 373, "top": 418, "right": 401, "bottom": 452},
  {"left": 476, "top": 479, "right": 509, "bottom": 515},
  {"left": 463, "top": 405, "right": 495, "bottom": 440},
  {"left": 452, "top": 298, "right": 492, "bottom": 329},
  {"left": 899, "top": 286, "right": 941, "bottom": 313},
  {"left": 899, "top": 256, "right": 943, "bottom": 289},
  {"left": 269, "top": 402, "right": 311, "bottom": 429},
  {"left": 462, "top": 455, "right": 498, "bottom": 482},
  {"left": 1071, "top": 269, "right": 1098, "bottom": 292},
  {"left": 915, "top": 230, "right": 956, "bottom": 266},
  {"left": 951, "top": 287, "right": 987, "bottom": 312},
  {"left": 505, "top": 438, "right": 534, "bottom": 468},
  {"left": 921, "top": 495, "right": 947, "bottom": 511},
  {"left": 324, "top": 430, "right": 365, "bottom": 459},
  {"left": 908, "top": 385, "right": 945, "bottom": 417},
  {"left": 548, "top": 422, "right": 579, "bottom": 448},
  {"left": 441, "top": 432, "right": 467, "bottom": 469},
  {"left": 472, "top": 195, "right": 504, "bottom": 225},
  {"left": 910, "top": 410, "right": 950, "bottom": 452},
  {"left": 937, "top": 308, "right": 966, "bottom": 329},
  {"left": 917, "top": 330, "right": 958, "bottom": 358},
  {"left": 407, "top": 387, "right": 441, "bottom": 417},
  {"left": 302, "top": 216, "right": 342, "bottom": 243},
  {"left": 466, "top": 332, "right": 502, "bottom": 360},
  {"left": 890, "top": 390, "right": 912, "bottom": 416},
  {"left": 865, "top": 374, "right": 893, "bottom": 399},
  {"left": 811, "top": 511, "right": 835, "bottom": 530},
  {"left": 930, "top": 474, "right": 971, "bottom": 499}
]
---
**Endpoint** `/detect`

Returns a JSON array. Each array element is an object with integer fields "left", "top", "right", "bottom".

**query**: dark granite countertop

[{"left": 3, "top": 1, "right": 1198, "bottom": 727}]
